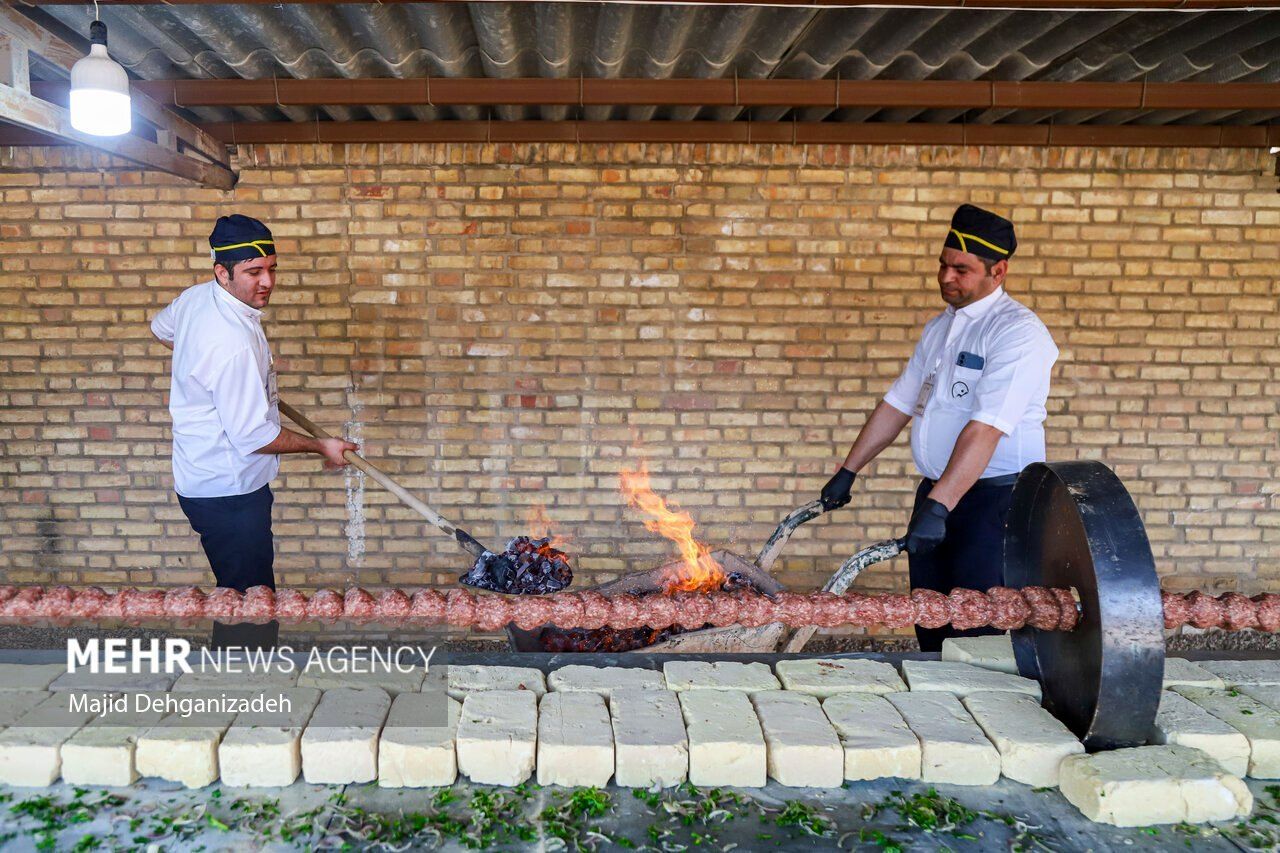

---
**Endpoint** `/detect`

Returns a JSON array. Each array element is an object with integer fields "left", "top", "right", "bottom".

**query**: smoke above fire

[
  {"left": 528, "top": 504, "right": 573, "bottom": 553},
  {"left": 619, "top": 463, "right": 724, "bottom": 594}
]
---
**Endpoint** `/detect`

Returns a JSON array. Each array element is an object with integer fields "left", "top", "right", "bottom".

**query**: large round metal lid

[{"left": 1005, "top": 461, "right": 1164, "bottom": 751}]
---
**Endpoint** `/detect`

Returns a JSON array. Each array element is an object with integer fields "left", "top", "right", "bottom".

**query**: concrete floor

[{"left": 0, "top": 774, "right": 1268, "bottom": 851}]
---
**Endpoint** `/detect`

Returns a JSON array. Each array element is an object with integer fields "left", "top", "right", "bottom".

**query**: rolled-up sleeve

[
  {"left": 203, "top": 347, "right": 280, "bottom": 456},
  {"left": 883, "top": 332, "right": 931, "bottom": 417},
  {"left": 970, "top": 324, "right": 1058, "bottom": 435},
  {"left": 150, "top": 303, "right": 176, "bottom": 343}
]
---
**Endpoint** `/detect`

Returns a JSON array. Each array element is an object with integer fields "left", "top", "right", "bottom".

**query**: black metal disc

[{"left": 1005, "top": 461, "right": 1164, "bottom": 751}]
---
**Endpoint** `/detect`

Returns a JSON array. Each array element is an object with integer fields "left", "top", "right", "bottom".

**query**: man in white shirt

[
  {"left": 151, "top": 214, "right": 357, "bottom": 648},
  {"left": 819, "top": 204, "right": 1058, "bottom": 651}
]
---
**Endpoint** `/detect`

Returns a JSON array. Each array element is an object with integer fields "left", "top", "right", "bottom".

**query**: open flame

[
  {"left": 619, "top": 463, "right": 724, "bottom": 594},
  {"left": 528, "top": 504, "right": 573, "bottom": 553}
]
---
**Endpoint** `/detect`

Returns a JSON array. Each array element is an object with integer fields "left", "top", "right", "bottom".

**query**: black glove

[
  {"left": 905, "top": 498, "right": 950, "bottom": 555},
  {"left": 820, "top": 467, "right": 856, "bottom": 511}
]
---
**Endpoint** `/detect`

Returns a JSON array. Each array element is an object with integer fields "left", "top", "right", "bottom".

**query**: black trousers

[
  {"left": 907, "top": 477, "right": 1016, "bottom": 653},
  {"left": 177, "top": 484, "right": 279, "bottom": 650}
]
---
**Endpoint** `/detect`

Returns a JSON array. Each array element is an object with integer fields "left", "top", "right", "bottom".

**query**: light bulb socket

[{"left": 89, "top": 20, "right": 107, "bottom": 46}]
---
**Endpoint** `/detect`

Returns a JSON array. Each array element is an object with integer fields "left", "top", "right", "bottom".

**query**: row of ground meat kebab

[{"left": 0, "top": 584, "right": 1274, "bottom": 632}]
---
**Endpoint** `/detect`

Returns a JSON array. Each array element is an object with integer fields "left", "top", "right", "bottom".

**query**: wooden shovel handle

[{"left": 277, "top": 400, "right": 461, "bottom": 541}]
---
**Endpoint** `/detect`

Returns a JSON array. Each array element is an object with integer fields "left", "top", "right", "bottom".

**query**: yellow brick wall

[{"left": 1, "top": 142, "right": 1277, "bottom": 601}]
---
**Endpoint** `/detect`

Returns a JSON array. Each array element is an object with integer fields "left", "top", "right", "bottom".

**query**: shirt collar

[
  {"left": 210, "top": 279, "right": 263, "bottom": 320},
  {"left": 946, "top": 286, "right": 1005, "bottom": 320}
]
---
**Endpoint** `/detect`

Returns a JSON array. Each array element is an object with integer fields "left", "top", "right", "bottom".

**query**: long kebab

[{"left": 0, "top": 584, "right": 1273, "bottom": 633}]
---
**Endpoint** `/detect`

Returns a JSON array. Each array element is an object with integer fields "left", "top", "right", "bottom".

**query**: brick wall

[{"left": 1, "top": 142, "right": 1277, "bottom": 606}]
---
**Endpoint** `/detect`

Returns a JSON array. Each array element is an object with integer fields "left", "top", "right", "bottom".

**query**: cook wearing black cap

[
  {"left": 818, "top": 204, "right": 1059, "bottom": 651},
  {"left": 151, "top": 215, "right": 358, "bottom": 649}
]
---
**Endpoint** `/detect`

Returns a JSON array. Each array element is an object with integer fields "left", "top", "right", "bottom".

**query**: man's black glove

[
  {"left": 820, "top": 467, "right": 856, "bottom": 511},
  {"left": 904, "top": 498, "right": 950, "bottom": 555}
]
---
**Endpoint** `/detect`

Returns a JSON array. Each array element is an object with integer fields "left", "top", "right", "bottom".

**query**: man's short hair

[{"left": 214, "top": 256, "right": 263, "bottom": 277}]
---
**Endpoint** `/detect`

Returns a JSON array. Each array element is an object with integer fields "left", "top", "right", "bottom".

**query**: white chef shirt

[
  {"left": 150, "top": 280, "right": 281, "bottom": 498},
  {"left": 883, "top": 287, "right": 1058, "bottom": 481}
]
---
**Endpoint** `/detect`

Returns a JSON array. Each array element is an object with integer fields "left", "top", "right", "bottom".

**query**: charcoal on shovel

[{"left": 459, "top": 536, "right": 573, "bottom": 595}]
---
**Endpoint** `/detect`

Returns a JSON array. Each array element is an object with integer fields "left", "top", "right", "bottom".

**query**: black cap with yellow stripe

[
  {"left": 943, "top": 204, "right": 1016, "bottom": 262},
  {"left": 209, "top": 214, "right": 275, "bottom": 267}
]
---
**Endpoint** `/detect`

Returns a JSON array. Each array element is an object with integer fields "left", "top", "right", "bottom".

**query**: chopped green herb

[
  {"left": 632, "top": 788, "right": 663, "bottom": 809},
  {"left": 70, "top": 835, "right": 99, "bottom": 853},
  {"left": 858, "top": 827, "right": 905, "bottom": 853},
  {"left": 773, "top": 801, "right": 834, "bottom": 837},
  {"left": 866, "top": 788, "right": 979, "bottom": 835},
  {"left": 539, "top": 787, "right": 618, "bottom": 851}
]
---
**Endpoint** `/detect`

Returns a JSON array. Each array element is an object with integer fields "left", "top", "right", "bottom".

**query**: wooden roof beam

[
  {"left": 3, "top": 120, "right": 1263, "bottom": 148},
  {"left": 0, "top": 80, "right": 235, "bottom": 187},
  {"left": 70, "top": 77, "right": 1280, "bottom": 113},
  {"left": 0, "top": 4, "right": 233, "bottom": 188}
]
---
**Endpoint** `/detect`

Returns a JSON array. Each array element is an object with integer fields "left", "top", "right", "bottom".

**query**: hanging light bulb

[{"left": 70, "top": 19, "right": 131, "bottom": 136}]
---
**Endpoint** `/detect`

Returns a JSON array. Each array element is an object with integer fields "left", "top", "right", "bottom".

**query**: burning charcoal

[
  {"left": 538, "top": 623, "right": 698, "bottom": 653},
  {"left": 460, "top": 535, "right": 574, "bottom": 595}
]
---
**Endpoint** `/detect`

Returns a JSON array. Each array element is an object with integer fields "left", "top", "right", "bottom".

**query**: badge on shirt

[
  {"left": 914, "top": 374, "right": 935, "bottom": 417},
  {"left": 266, "top": 356, "right": 279, "bottom": 408}
]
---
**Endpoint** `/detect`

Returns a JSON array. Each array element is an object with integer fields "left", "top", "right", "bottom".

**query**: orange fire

[
  {"left": 528, "top": 504, "right": 573, "bottom": 553},
  {"left": 619, "top": 463, "right": 724, "bottom": 593}
]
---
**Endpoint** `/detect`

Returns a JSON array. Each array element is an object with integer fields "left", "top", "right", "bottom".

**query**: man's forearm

[
  {"left": 254, "top": 426, "right": 323, "bottom": 456},
  {"left": 840, "top": 400, "right": 913, "bottom": 473},
  {"left": 926, "top": 421, "right": 1005, "bottom": 510}
]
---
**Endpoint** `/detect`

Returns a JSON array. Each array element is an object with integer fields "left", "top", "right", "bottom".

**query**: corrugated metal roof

[{"left": 23, "top": 4, "right": 1280, "bottom": 127}]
